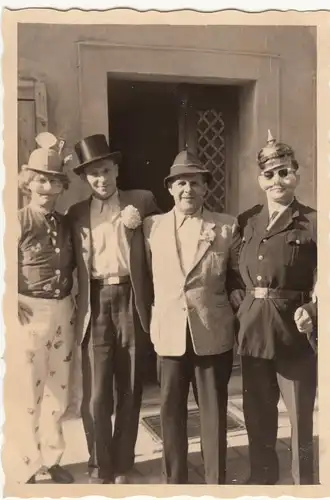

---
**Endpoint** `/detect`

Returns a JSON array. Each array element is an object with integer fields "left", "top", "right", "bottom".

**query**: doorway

[
  {"left": 107, "top": 77, "right": 241, "bottom": 386},
  {"left": 108, "top": 78, "right": 240, "bottom": 214}
]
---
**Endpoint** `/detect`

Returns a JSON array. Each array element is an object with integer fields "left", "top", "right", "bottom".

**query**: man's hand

[
  {"left": 312, "top": 281, "right": 318, "bottom": 304},
  {"left": 229, "top": 289, "right": 245, "bottom": 311},
  {"left": 294, "top": 307, "right": 313, "bottom": 334},
  {"left": 18, "top": 300, "right": 33, "bottom": 325}
]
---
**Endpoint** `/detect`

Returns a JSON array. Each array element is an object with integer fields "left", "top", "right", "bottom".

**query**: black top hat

[
  {"left": 257, "top": 130, "right": 298, "bottom": 172},
  {"left": 73, "top": 134, "right": 122, "bottom": 174},
  {"left": 164, "top": 150, "right": 211, "bottom": 187}
]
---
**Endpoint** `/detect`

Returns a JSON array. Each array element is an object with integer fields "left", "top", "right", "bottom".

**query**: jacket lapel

[
  {"left": 188, "top": 208, "right": 216, "bottom": 275},
  {"left": 118, "top": 190, "right": 141, "bottom": 274},
  {"left": 251, "top": 204, "right": 269, "bottom": 236},
  {"left": 265, "top": 198, "right": 300, "bottom": 238},
  {"left": 162, "top": 209, "right": 186, "bottom": 279},
  {"left": 77, "top": 197, "right": 92, "bottom": 271}
]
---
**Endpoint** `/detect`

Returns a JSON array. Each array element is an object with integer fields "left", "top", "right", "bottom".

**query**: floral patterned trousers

[{"left": 7, "top": 294, "right": 75, "bottom": 484}]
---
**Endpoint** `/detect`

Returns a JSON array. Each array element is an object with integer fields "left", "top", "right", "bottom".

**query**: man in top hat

[
  {"left": 236, "top": 131, "right": 317, "bottom": 485},
  {"left": 13, "top": 133, "right": 76, "bottom": 484},
  {"left": 143, "top": 150, "right": 244, "bottom": 484},
  {"left": 67, "top": 134, "right": 158, "bottom": 484}
]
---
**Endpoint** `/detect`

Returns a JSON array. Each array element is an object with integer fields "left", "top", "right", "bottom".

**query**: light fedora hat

[
  {"left": 21, "top": 132, "right": 67, "bottom": 178},
  {"left": 164, "top": 149, "right": 211, "bottom": 187}
]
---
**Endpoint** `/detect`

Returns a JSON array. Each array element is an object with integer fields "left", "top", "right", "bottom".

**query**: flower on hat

[
  {"left": 121, "top": 205, "right": 142, "bottom": 229},
  {"left": 200, "top": 228, "right": 215, "bottom": 244},
  {"left": 35, "top": 132, "right": 58, "bottom": 150}
]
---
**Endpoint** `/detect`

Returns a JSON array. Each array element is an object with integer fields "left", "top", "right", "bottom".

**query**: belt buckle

[
  {"left": 107, "top": 276, "right": 129, "bottom": 285},
  {"left": 254, "top": 287, "right": 269, "bottom": 299}
]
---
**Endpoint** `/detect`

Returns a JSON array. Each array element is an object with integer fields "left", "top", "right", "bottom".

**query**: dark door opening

[{"left": 108, "top": 80, "right": 179, "bottom": 213}]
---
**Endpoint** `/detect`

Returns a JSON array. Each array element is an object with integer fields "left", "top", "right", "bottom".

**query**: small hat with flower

[{"left": 21, "top": 132, "right": 68, "bottom": 178}]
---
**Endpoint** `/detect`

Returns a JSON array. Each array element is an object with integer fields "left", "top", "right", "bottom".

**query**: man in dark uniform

[{"left": 237, "top": 131, "right": 317, "bottom": 485}]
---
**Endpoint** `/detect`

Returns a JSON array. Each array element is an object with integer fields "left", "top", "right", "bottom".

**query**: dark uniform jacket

[{"left": 237, "top": 198, "right": 317, "bottom": 359}]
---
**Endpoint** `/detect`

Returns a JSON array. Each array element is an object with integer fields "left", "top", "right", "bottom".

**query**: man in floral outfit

[
  {"left": 67, "top": 134, "right": 158, "bottom": 484},
  {"left": 15, "top": 133, "right": 75, "bottom": 484},
  {"left": 143, "top": 150, "right": 243, "bottom": 484}
]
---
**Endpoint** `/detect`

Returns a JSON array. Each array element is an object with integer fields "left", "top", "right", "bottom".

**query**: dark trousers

[
  {"left": 159, "top": 332, "right": 233, "bottom": 484},
  {"left": 241, "top": 353, "right": 317, "bottom": 485},
  {"left": 81, "top": 281, "right": 142, "bottom": 480}
]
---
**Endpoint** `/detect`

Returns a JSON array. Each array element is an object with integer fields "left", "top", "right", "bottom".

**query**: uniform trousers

[
  {"left": 81, "top": 280, "right": 142, "bottom": 481},
  {"left": 159, "top": 330, "right": 233, "bottom": 484},
  {"left": 7, "top": 294, "right": 75, "bottom": 483},
  {"left": 241, "top": 352, "right": 317, "bottom": 484}
]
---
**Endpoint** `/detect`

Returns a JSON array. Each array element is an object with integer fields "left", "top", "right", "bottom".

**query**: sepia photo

[{"left": 2, "top": 8, "right": 330, "bottom": 498}]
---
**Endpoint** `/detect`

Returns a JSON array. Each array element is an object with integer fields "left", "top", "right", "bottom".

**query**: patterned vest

[{"left": 18, "top": 205, "right": 74, "bottom": 299}]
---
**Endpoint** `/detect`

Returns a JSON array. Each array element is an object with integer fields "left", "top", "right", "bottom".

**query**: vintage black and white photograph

[{"left": 2, "top": 8, "right": 329, "bottom": 497}]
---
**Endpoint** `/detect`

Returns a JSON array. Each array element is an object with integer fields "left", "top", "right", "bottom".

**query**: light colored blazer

[
  {"left": 143, "top": 208, "right": 241, "bottom": 357},
  {"left": 68, "top": 189, "right": 157, "bottom": 345}
]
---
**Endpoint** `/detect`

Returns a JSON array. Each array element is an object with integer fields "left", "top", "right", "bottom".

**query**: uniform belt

[
  {"left": 18, "top": 291, "right": 70, "bottom": 300},
  {"left": 248, "top": 287, "right": 311, "bottom": 301},
  {"left": 91, "top": 276, "right": 130, "bottom": 285}
]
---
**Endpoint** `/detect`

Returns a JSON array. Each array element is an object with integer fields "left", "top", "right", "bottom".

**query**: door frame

[
  {"left": 77, "top": 40, "right": 281, "bottom": 214},
  {"left": 17, "top": 78, "right": 48, "bottom": 207},
  {"left": 18, "top": 78, "right": 48, "bottom": 133}
]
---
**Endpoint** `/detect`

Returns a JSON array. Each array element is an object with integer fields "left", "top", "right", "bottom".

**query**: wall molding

[{"left": 77, "top": 40, "right": 281, "bottom": 60}]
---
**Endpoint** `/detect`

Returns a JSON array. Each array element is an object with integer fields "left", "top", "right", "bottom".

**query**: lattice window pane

[{"left": 197, "top": 109, "right": 225, "bottom": 212}]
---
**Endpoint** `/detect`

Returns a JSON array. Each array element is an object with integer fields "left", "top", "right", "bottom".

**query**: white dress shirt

[
  {"left": 175, "top": 208, "right": 203, "bottom": 275},
  {"left": 90, "top": 191, "right": 129, "bottom": 278}
]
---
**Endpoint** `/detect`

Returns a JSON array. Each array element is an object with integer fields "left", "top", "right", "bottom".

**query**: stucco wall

[{"left": 18, "top": 24, "right": 316, "bottom": 211}]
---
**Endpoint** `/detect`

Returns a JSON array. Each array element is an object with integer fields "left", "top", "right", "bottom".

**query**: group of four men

[{"left": 15, "top": 129, "right": 317, "bottom": 486}]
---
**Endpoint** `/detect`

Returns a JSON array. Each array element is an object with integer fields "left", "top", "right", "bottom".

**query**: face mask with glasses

[{"left": 260, "top": 167, "right": 296, "bottom": 180}]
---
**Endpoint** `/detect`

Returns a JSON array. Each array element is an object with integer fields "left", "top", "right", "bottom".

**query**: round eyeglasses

[{"left": 260, "top": 167, "right": 296, "bottom": 180}]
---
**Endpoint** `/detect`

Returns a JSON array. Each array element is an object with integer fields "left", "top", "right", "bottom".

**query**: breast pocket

[{"left": 285, "top": 230, "right": 313, "bottom": 266}]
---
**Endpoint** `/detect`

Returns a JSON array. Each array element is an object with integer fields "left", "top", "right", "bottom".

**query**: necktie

[
  {"left": 100, "top": 200, "right": 106, "bottom": 213},
  {"left": 178, "top": 216, "right": 199, "bottom": 275},
  {"left": 45, "top": 212, "right": 58, "bottom": 245},
  {"left": 269, "top": 210, "right": 279, "bottom": 222}
]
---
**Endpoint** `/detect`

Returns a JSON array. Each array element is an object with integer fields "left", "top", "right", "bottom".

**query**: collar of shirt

[
  {"left": 28, "top": 203, "right": 58, "bottom": 221},
  {"left": 175, "top": 207, "right": 203, "bottom": 230},
  {"left": 268, "top": 197, "right": 294, "bottom": 219},
  {"left": 92, "top": 190, "right": 120, "bottom": 216}
]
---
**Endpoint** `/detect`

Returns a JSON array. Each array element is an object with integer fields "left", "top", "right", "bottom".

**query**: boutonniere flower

[
  {"left": 200, "top": 228, "right": 215, "bottom": 244},
  {"left": 121, "top": 205, "right": 142, "bottom": 229}
]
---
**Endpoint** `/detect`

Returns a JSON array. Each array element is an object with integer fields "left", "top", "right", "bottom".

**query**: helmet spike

[{"left": 267, "top": 129, "right": 275, "bottom": 144}]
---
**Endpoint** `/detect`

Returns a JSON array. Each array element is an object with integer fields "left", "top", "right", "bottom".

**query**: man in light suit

[
  {"left": 143, "top": 150, "right": 243, "bottom": 484},
  {"left": 67, "top": 134, "right": 158, "bottom": 484}
]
